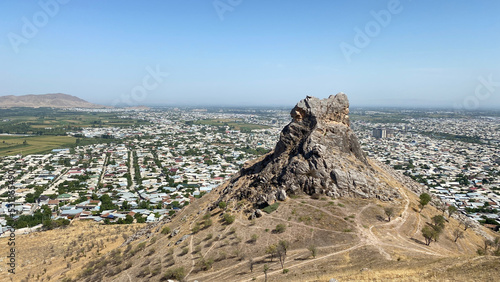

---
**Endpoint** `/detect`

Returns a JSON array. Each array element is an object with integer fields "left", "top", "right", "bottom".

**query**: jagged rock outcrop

[{"left": 214, "top": 93, "right": 400, "bottom": 208}]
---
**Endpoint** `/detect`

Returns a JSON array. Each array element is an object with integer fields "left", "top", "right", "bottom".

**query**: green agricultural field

[
  {"left": 0, "top": 108, "right": 149, "bottom": 135},
  {"left": 0, "top": 135, "right": 77, "bottom": 156}
]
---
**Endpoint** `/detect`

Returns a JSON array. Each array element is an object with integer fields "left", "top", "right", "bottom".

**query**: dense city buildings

[{"left": 1, "top": 108, "right": 499, "bottom": 235}]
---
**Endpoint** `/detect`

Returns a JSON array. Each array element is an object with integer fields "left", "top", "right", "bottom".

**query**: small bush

[
  {"left": 283, "top": 268, "right": 289, "bottom": 274},
  {"left": 262, "top": 203, "right": 280, "bottom": 214},
  {"left": 161, "top": 226, "right": 171, "bottom": 235},
  {"left": 223, "top": 213, "right": 235, "bottom": 224},
  {"left": 180, "top": 247, "right": 189, "bottom": 256},
  {"left": 204, "top": 218, "right": 213, "bottom": 227},
  {"left": 205, "top": 233, "right": 213, "bottom": 240},
  {"left": 192, "top": 223, "right": 201, "bottom": 234},
  {"left": 275, "top": 224, "right": 286, "bottom": 233},
  {"left": 198, "top": 257, "right": 214, "bottom": 271},
  {"left": 162, "top": 267, "right": 185, "bottom": 281}
]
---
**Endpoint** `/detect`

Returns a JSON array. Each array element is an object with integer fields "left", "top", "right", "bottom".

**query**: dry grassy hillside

[
  {"left": 1, "top": 161, "right": 499, "bottom": 282},
  {"left": 0, "top": 222, "right": 143, "bottom": 281}
]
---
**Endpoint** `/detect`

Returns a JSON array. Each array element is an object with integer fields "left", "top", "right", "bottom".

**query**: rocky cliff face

[{"left": 214, "top": 93, "right": 400, "bottom": 208}]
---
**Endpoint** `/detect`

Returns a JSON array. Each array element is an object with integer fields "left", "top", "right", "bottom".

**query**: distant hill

[{"left": 0, "top": 93, "right": 105, "bottom": 108}]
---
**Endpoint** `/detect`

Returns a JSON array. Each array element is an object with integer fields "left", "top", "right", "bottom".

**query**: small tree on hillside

[
  {"left": 453, "top": 229, "right": 464, "bottom": 242},
  {"left": 277, "top": 243, "right": 287, "bottom": 270},
  {"left": 422, "top": 225, "right": 437, "bottom": 246},
  {"left": 308, "top": 244, "right": 317, "bottom": 258},
  {"left": 419, "top": 193, "right": 431, "bottom": 212},
  {"left": 448, "top": 205, "right": 457, "bottom": 218},
  {"left": 484, "top": 239, "right": 495, "bottom": 254},
  {"left": 218, "top": 201, "right": 227, "bottom": 210},
  {"left": 265, "top": 244, "right": 277, "bottom": 262},
  {"left": 431, "top": 215, "right": 446, "bottom": 230},
  {"left": 463, "top": 221, "right": 472, "bottom": 231},
  {"left": 384, "top": 207, "right": 394, "bottom": 222},
  {"left": 263, "top": 264, "right": 269, "bottom": 282},
  {"left": 278, "top": 240, "right": 289, "bottom": 256}
]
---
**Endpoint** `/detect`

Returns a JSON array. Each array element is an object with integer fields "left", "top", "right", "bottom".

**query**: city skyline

[{"left": 1, "top": 0, "right": 499, "bottom": 109}]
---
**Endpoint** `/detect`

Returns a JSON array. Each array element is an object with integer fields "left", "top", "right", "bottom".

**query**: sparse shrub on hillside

[
  {"left": 150, "top": 266, "right": 161, "bottom": 277},
  {"left": 275, "top": 224, "right": 286, "bottom": 233},
  {"left": 162, "top": 267, "right": 185, "bottom": 281},
  {"left": 146, "top": 248, "right": 156, "bottom": 256},
  {"left": 217, "top": 251, "right": 227, "bottom": 261},
  {"left": 223, "top": 213, "right": 235, "bottom": 224},
  {"left": 219, "top": 201, "right": 227, "bottom": 210},
  {"left": 205, "top": 233, "right": 213, "bottom": 241},
  {"left": 198, "top": 257, "right": 214, "bottom": 271},
  {"left": 180, "top": 247, "right": 189, "bottom": 256},
  {"left": 250, "top": 234, "right": 259, "bottom": 243},
  {"left": 192, "top": 222, "right": 201, "bottom": 234},
  {"left": 204, "top": 218, "right": 213, "bottom": 228},
  {"left": 150, "top": 236, "right": 157, "bottom": 244},
  {"left": 203, "top": 213, "right": 211, "bottom": 220},
  {"left": 308, "top": 244, "right": 317, "bottom": 258},
  {"left": 136, "top": 267, "right": 150, "bottom": 278},
  {"left": 161, "top": 226, "right": 171, "bottom": 235}
]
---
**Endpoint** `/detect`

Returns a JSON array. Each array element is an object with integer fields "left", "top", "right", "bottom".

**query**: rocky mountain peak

[{"left": 214, "top": 93, "right": 400, "bottom": 209}]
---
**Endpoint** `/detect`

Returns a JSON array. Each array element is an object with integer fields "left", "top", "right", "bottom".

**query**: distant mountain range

[{"left": 0, "top": 93, "right": 105, "bottom": 108}]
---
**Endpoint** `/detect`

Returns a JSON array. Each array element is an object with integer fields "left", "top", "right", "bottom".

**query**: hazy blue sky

[{"left": 1, "top": 0, "right": 499, "bottom": 109}]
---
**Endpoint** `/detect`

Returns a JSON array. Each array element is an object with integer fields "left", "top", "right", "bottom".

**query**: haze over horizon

[{"left": 1, "top": 0, "right": 499, "bottom": 109}]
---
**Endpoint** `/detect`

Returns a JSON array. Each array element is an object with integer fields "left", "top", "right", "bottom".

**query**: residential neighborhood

[
  {"left": 0, "top": 108, "right": 289, "bottom": 235},
  {"left": 353, "top": 111, "right": 500, "bottom": 230},
  {"left": 1, "top": 108, "right": 499, "bottom": 235}
]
